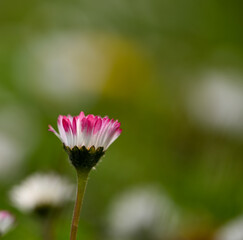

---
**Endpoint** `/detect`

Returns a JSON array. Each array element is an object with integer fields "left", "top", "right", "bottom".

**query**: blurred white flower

[
  {"left": 106, "top": 186, "right": 180, "bottom": 240},
  {"left": 186, "top": 71, "right": 243, "bottom": 135},
  {"left": 214, "top": 216, "right": 243, "bottom": 240},
  {"left": 14, "top": 33, "right": 110, "bottom": 106},
  {"left": 0, "top": 134, "right": 24, "bottom": 178},
  {"left": 0, "top": 211, "right": 15, "bottom": 236},
  {"left": 9, "top": 173, "right": 74, "bottom": 213},
  {"left": 0, "top": 104, "right": 40, "bottom": 180}
]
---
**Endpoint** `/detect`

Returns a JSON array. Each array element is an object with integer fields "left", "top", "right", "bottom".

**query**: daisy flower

[
  {"left": 0, "top": 211, "right": 15, "bottom": 236},
  {"left": 214, "top": 216, "right": 243, "bottom": 240},
  {"left": 49, "top": 112, "right": 122, "bottom": 169},
  {"left": 107, "top": 186, "right": 180, "bottom": 240},
  {"left": 9, "top": 173, "right": 74, "bottom": 214},
  {"left": 48, "top": 112, "right": 122, "bottom": 150},
  {"left": 49, "top": 112, "right": 122, "bottom": 240}
]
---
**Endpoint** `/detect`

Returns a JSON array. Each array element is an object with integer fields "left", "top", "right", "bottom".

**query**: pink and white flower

[
  {"left": 48, "top": 112, "right": 122, "bottom": 150},
  {"left": 0, "top": 211, "right": 15, "bottom": 236}
]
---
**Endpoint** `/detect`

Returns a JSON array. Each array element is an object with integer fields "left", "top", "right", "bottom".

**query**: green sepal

[
  {"left": 34, "top": 204, "right": 56, "bottom": 218},
  {"left": 63, "top": 144, "right": 105, "bottom": 171}
]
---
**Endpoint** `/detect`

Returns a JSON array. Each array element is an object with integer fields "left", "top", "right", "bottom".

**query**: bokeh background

[{"left": 1, "top": 0, "right": 243, "bottom": 239}]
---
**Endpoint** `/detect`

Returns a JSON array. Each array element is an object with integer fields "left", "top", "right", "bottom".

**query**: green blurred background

[{"left": 1, "top": 0, "right": 243, "bottom": 239}]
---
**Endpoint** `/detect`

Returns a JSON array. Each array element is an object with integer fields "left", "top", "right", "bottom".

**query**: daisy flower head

[
  {"left": 214, "top": 216, "right": 243, "bottom": 240},
  {"left": 49, "top": 112, "right": 122, "bottom": 170},
  {"left": 107, "top": 186, "right": 180, "bottom": 240},
  {"left": 9, "top": 173, "right": 74, "bottom": 215},
  {"left": 0, "top": 211, "right": 15, "bottom": 236}
]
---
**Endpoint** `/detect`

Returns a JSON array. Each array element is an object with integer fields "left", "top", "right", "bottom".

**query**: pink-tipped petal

[
  {"left": 57, "top": 115, "right": 63, "bottom": 125},
  {"left": 81, "top": 117, "right": 87, "bottom": 132},
  {"left": 105, "top": 128, "right": 122, "bottom": 149},
  {"left": 79, "top": 111, "right": 85, "bottom": 121},
  {"left": 113, "top": 121, "right": 121, "bottom": 129},
  {"left": 62, "top": 117, "right": 71, "bottom": 132},
  {"left": 107, "top": 122, "right": 121, "bottom": 141},
  {"left": 86, "top": 115, "right": 95, "bottom": 134},
  {"left": 72, "top": 117, "right": 77, "bottom": 134},
  {"left": 48, "top": 125, "right": 55, "bottom": 133},
  {"left": 118, "top": 128, "right": 122, "bottom": 134},
  {"left": 93, "top": 117, "right": 102, "bottom": 134},
  {"left": 48, "top": 125, "right": 60, "bottom": 138}
]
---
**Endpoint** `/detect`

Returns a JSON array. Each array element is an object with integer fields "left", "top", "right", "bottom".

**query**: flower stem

[
  {"left": 70, "top": 169, "right": 90, "bottom": 240},
  {"left": 41, "top": 215, "right": 54, "bottom": 240}
]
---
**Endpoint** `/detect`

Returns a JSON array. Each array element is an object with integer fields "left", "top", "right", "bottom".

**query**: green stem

[
  {"left": 41, "top": 215, "right": 54, "bottom": 240},
  {"left": 70, "top": 169, "right": 90, "bottom": 240}
]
